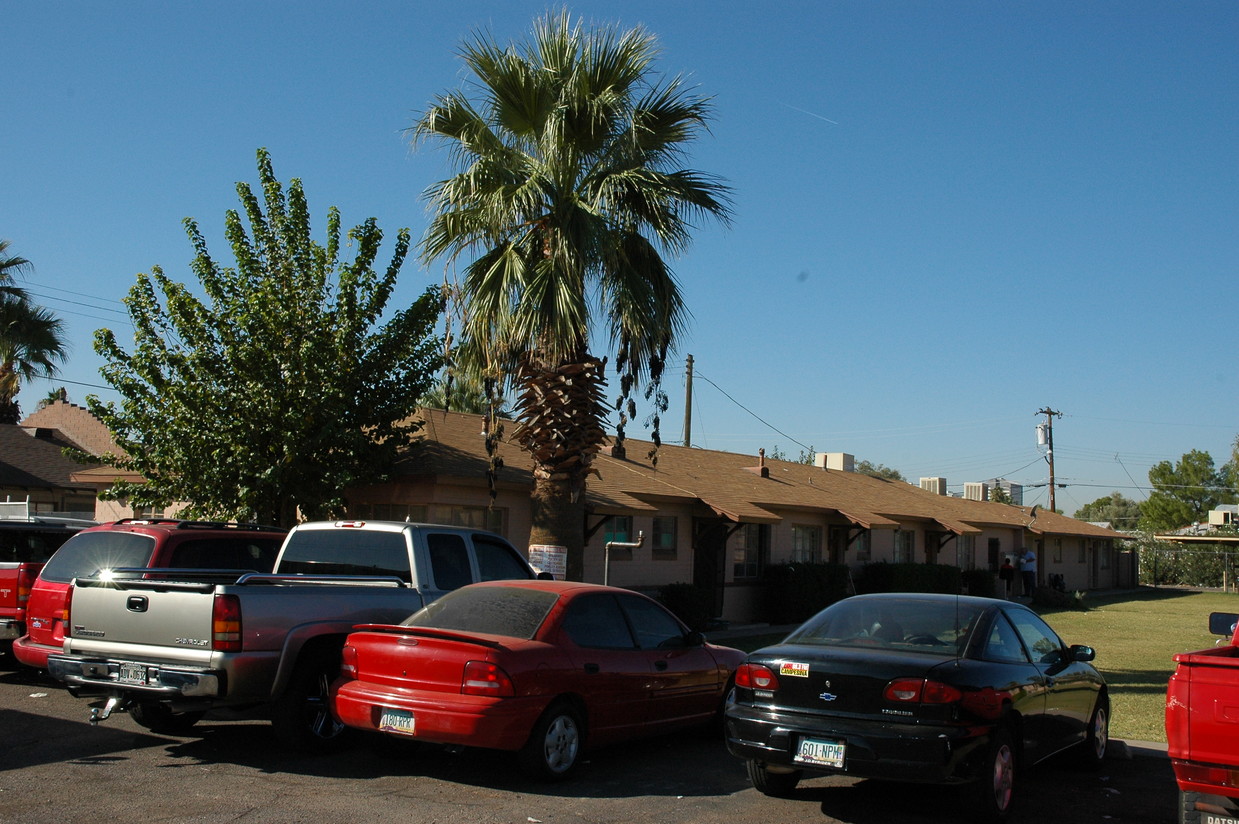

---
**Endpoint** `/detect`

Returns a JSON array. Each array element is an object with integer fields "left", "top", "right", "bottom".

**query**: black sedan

[{"left": 725, "top": 593, "right": 1108, "bottom": 823}]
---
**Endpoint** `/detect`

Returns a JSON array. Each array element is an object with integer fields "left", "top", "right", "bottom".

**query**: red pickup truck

[
  {"left": 1166, "top": 611, "right": 1239, "bottom": 824},
  {"left": 0, "top": 512, "right": 93, "bottom": 654}
]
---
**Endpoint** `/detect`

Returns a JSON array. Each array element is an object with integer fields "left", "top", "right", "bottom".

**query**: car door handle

[
  {"left": 584, "top": 663, "right": 600, "bottom": 674},
  {"left": 655, "top": 660, "right": 668, "bottom": 671}
]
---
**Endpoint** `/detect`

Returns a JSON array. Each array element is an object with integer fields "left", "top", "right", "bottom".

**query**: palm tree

[
  {"left": 413, "top": 11, "right": 731, "bottom": 579},
  {"left": 0, "top": 239, "right": 33, "bottom": 303},
  {"left": 0, "top": 286, "right": 67, "bottom": 424}
]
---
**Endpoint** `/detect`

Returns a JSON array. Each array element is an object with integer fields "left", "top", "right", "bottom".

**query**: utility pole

[
  {"left": 683, "top": 354, "right": 694, "bottom": 448},
  {"left": 1036, "top": 407, "right": 1062, "bottom": 511}
]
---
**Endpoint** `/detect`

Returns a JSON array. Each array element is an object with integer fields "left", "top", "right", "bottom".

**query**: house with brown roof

[
  {"left": 0, "top": 405, "right": 99, "bottom": 517},
  {"left": 348, "top": 410, "right": 1131, "bottom": 622}
]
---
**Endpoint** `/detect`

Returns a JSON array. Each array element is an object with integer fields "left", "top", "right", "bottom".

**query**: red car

[{"left": 331, "top": 579, "right": 745, "bottom": 779}]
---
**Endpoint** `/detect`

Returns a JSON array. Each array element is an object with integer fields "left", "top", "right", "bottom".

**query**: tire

[
  {"left": 961, "top": 727, "right": 1015, "bottom": 824},
  {"left": 745, "top": 759, "right": 802, "bottom": 797},
  {"left": 271, "top": 651, "right": 349, "bottom": 753},
  {"left": 1076, "top": 697, "right": 1110, "bottom": 769},
  {"left": 129, "top": 702, "right": 205, "bottom": 735},
  {"left": 518, "top": 701, "right": 583, "bottom": 781},
  {"left": 1180, "top": 790, "right": 1202, "bottom": 824},
  {"left": 1179, "top": 789, "right": 1239, "bottom": 824}
]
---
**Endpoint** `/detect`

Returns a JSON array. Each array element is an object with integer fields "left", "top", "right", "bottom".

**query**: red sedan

[{"left": 330, "top": 579, "right": 745, "bottom": 779}]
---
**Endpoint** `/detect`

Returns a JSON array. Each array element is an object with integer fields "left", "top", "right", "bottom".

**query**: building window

[
  {"left": 441, "top": 505, "right": 504, "bottom": 534},
  {"left": 134, "top": 506, "right": 168, "bottom": 520},
  {"left": 1053, "top": 538, "right": 1063, "bottom": 564},
  {"left": 652, "top": 517, "right": 677, "bottom": 561},
  {"left": 733, "top": 524, "right": 767, "bottom": 579},
  {"left": 1078, "top": 540, "right": 1087, "bottom": 564},
  {"left": 1100, "top": 544, "right": 1111, "bottom": 569},
  {"left": 956, "top": 535, "right": 975, "bottom": 570},
  {"left": 853, "top": 530, "right": 871, "bottom": 562},
  {"left": 894, "top": 530, "right": 914, "bottom": 563},
  {"left": 354, "top": 503, "right": 428, "bottom": 523},
  {"left": 791, "top": 525, "right": 822, "bottom": 563},
  {"left": 605, "top": 516, "right": 634, "bottom": 561}
]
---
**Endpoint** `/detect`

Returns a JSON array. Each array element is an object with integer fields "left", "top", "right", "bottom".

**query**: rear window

[
  {"left": 39, "top": 532, "right": 157, "bottom": 583},
  {"left": 785, "top": 598, "right": 986, "bottom": 652},
  {"left": 167, "top": 538, "right": 282, "bottom": 572},
  {"left": 402, "top": 586, "right": 557, "bottom": 640},
  {"left": 0, "top": 525, "right": 81, "bottom": 564},
  {"left": 278, "top": 529, "right": 411, "bottom": 582}
]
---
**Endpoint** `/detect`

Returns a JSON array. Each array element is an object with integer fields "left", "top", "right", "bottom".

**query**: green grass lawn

[
  {"left": 716, "top": 588, "right": 1239, "bottom": 744},
  {"left": 1041, "top": 588, "right": 1239, "bottom": 742}
]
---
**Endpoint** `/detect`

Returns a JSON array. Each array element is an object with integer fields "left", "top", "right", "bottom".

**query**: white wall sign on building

[{"left": 528, "top": 544, "right": 568, "bottom": 580}]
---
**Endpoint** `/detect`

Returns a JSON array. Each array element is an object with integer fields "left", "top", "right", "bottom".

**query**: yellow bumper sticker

[{"left": 780, "top": 662, "right": 810, "bottom": 678}]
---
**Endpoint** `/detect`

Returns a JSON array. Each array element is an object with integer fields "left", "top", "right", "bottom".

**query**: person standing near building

[
  {"left": 998, "top": 556, "right": 1015, "bottom": 598},
  {"left": 1019, "top": 547, "right": 1037, "bottom": 598}
]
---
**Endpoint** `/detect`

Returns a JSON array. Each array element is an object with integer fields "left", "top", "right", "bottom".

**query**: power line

[{"left": 692, "top": 370, "right": 813, "bottom": 454}]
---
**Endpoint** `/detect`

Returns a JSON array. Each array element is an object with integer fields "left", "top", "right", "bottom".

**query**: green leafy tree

[
  {"left": 989, "top": 486, "right": 1012, "bottom": 504},
  {"left": 1140, "top": 449, "right": 1233, "bottom": 531},
  {"left": 88, "top": 149, "right": 444, "bottom": 527},
  {"left": 1074, "top": 492, "right": 1142, "bottom": 529},
  {"left": 414, "top": 11, "right": 731, "bottom": 579},
  {"left": 420, "top": 370, "right": 509, "bottom": 417},
  {"left": 0, "top": 240, "right": 68, "bottom": 423},
  {"left": 856, "top": 460, "right": 905, "bottom": 482},
  {"left": 768, "top": 445, "right": 816, "bottom": 465}
]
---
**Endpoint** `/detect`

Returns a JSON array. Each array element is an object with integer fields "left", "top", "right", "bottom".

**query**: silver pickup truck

[{"left": 47, "top": 520, "right": 542, "bottom": 750}]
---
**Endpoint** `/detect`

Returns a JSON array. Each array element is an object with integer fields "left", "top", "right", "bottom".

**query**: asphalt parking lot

[{"left": 0, "top": 652, "right": 1177, "bottom": 824}]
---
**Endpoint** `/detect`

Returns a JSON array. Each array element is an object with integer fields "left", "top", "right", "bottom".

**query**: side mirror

[
  {"left": 1069, "top": 644, "right": 1096, "bottom": 662},
  {"left": 535, "top": 571, "right": 556, "bottom": 580},
  {"left": 685, "top": 631, "right": 706, "bottom": 647},
  {"left": 1209, "top": 612, "right": 1239, "bottom": 637}
]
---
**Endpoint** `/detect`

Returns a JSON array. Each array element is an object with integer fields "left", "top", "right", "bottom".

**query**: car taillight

[
  {"left": 16, "top": 565, "right": 36, "bottom": 604},
  {"left": 339, "top": 644, "right": 358, "bottom": 681},
  {"left": 212, "top": 594, "right": 242, "bottom": 652},
  {"left": 887, "top": 674, "right": 961, "bottom": 698},
  {"left": 884, "top": 678, "right": 963, "bottom": 704},
  {"left": 462, "top": 661, "right": 514, "bottom": 697},
  {"left": 62, "top": 585, "right": 73, "bottom": 637},
  {"left": 736, "top": 663, "right": 780, "bottom": 690}
]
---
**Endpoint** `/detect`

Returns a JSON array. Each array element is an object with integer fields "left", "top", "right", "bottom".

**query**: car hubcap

[
  {"left": 1093, "top": 708, "right": 1109, "bottom": 759},
  {"left": 544, "top": 715, "right": 579, "bottom": 773},
  {"left": 992, "top": 743, "right": 1014, "bottom": 811},
  {"left": 308, "top": 671, "right": 344, "bottom": 739}
]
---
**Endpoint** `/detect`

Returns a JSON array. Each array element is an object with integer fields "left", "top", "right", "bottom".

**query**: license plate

[
  {"left": 795, "top": 737, "right": 845, "bottom": 768},
  {"left": 118, "top": 662, "right": 147, "bottom": 686},
  {"left": 378, "top": 708, "right": 416, "bottom": 736}
]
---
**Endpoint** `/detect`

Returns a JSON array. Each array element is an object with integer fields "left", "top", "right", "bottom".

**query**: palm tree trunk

[{"left": 514, "top": 351, "right": 608, "bottom": 581}]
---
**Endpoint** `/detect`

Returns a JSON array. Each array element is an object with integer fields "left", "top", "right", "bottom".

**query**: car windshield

[
  {"left": 785, "top": 598, "right": 987, "bottom": 652},
  {"left": 401, "top": 586, "right": 558, "bottom": 640}
]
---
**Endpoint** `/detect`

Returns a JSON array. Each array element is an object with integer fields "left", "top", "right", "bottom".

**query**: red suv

[{"left": 12, "top": 518, "right": 286, "bottom": 669}]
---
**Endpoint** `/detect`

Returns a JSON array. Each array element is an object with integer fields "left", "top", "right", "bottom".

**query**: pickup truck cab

[
  {"left": 1166, "top": 611, "right": 1239, "bottom": 824},
  {"left": 0, "top": 509, "right": 94, "bottom": 653},
  {"left": 47, "top": 520, "right": 542, "bottom": 750},
  {"left": 13, "top": 518, "right": 286, "bottom": 669}
]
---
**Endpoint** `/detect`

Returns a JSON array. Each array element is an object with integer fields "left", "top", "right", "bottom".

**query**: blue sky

[{"left": 5, "top": 1, "right": 1236, "bottom": 516}]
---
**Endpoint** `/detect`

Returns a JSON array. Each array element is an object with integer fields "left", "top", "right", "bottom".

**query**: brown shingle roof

[
  {"left": 0, "top": 426, "right": 95, "bottom": 491},
  {"left": 400, "top": 410, "right": 1124, "bottom": 541}
]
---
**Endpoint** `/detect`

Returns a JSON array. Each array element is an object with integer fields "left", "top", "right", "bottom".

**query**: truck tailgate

[
  {"left": 1170, "top": 646, "right": 1239, "bottom": 767},
  {"left": 65, "top": 578, "right": 219, "bottom": 666}
]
